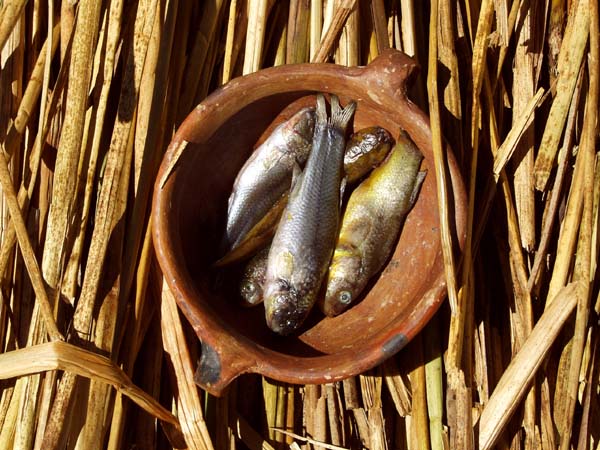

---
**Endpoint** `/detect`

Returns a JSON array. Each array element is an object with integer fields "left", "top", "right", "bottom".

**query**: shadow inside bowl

[{"left": 170, "top": 91, "right": 442, "bottom": 358}]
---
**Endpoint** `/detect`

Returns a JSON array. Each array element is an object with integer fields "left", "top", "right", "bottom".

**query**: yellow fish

[{"left": 322, "top": 131, "right": 426, "bottom": 317}]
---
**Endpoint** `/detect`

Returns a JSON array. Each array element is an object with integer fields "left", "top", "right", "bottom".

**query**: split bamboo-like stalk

[
  {"left": 426, "top": 0, "right": 459, "bottom": 319},
  {"left": 437, "top": 0, "right": 462, "bottom": 156},
  {"left": 360, "top": 370, "right": 386, "bottom": 450},
  {"left": 0, "top": 341, "right": 180, "bottom": 426},
  {"left": 424, "top": 319, "right": 444, "bottom": 450},
  {"left": 478, "top": 282, "right": 584, "bottom": 450},
  {"left": 406, "top": 338, "right": 430, "bottom": 450},
  {"left": 61, "top": 0, "right": 125, "bottom": 303},
  {"left": 335, "top": 0, "right": 359, "bottom": 67},
  {"left": 533, "top": 0, "right": 589, "bottom": 191},
  {"left": 370, "top": 0, "right": 389, "bottom": 53},
  {"left": 312, "top": 0, "right": 357, "bottom": 63},
  {"left": 41, "top": 0, "right": 102, "bottom": 290},
  {"left": 383, "top": 358, "right": 412, "bottom": 418},
  {"left": 287, "top": 0, "right": 311, "bottom": 64},
  {"left": 310, "top": 0, "right": 323, "bottom": 60},
  {"left": 223, "top": 0, "right": 249, "bottom": 83},
  {"left": 161, "top": 277, "right": 214, "bottom": 450},
  {"left": 0, "top": 145, "right": 61, "bottom": 341},
  {"left": 177, "top": 0, "right": 226, "bottom": 120},
  {"left": 556, "top": 11, "right": 598, "bottom": 445},
  {"left": 528, "top": 67, "right": 584, "bottom": 292},
  {"left": 511, "top": 2, "right": 536, "bottom": 252},
  {"left": 452, "top": 0, "right": 494, "bottom": 375},
  {"left": 0, "top": 0, "right": 28, "bottom": 53},
  {"left": 325, "top": 383, "right": 344, "bottom": 447},
  {"left": 42, "top": 1, "right": 158, "bottom": 447},
  {"left": 243, "top": 0, "right": 269, "bottom": 74}
]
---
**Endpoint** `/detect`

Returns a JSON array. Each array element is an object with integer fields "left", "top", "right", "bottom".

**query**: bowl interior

[{"left": 170, "top": 91, "right": 441, "bottom": 358}]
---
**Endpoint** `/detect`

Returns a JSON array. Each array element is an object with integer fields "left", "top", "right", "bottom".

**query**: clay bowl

[{"left": 152, "top": 49, "right": 467, "bottom": 396}]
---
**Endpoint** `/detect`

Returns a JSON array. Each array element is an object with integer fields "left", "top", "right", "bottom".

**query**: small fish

[
  {"left": 322, "top": 131, "right": 426, "bottom": 317},
  {"left": 215, "top": 192, "right": 288, "bottom": 267},
  {"left": 264, "top": 94, "right": 356, "bottom": 335},
  {"left": 239, "top": 247, "right": 270, "bottom": 306},
  {"left": 344, "top": 126, "right": 393, "bottom": 184},
  {"left": 217, "top": 126, "right": 392, "bottom": 266},
  {"left": 221, "top": 107, "right": 316, "bottom": 255}
]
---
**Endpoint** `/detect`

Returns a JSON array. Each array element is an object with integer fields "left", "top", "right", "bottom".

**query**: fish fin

[
  {"left": 339, "top": 176, "right": 347, "bottom": 208},
  {"left": 289, "top": 163, "right": 305, "bottom": 202},
  {"left": 329, "top": 94, "right": 356, "bottom": 131},
  {"left": 409, "top": 170, "right": 427, "bottom": 206},
  {"left": 316, "top": 94, "right": 328, "bottom": 125},
  {"left": 291, "top": 160, "right": 303, "bottom": 187}
]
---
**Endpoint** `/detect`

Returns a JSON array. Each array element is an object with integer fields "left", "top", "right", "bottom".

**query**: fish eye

[
  {"left": 241, "top": 282, "right": 256, "bottom": 295},
  {"left": 339, "top": 291, "right": 352, "bottom": 304}
]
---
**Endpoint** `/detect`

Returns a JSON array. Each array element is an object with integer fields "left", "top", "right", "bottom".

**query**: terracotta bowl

[{"left": 152, "top": 49, "right": 467, "bottom": 396}]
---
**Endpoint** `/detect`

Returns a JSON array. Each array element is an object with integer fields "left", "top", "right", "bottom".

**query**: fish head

[
  {"left": 264, "top": 279, "right": 308, "bottom": 335},
  {"left": 323, "top": 251, "right": 363, "bottom": 317},
  {"left": 240, "top": 279, "right": 263, "bottom": 306},
  {"left": 344, "top": 127, "right": 393, "bottom": 183},
  {"left": 288, "top": 108, "right": 316, "bottom": 145}
]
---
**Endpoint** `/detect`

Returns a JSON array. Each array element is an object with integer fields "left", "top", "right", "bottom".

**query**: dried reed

[{"left": 0, "top": 1, "right": 598, "bottom": 449}]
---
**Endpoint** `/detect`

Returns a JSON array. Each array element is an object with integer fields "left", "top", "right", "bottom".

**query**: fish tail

[
  {"left": 398, "top": 130, "right": 423, "bottom": 159},
  {"left": 316, "top": 94, "right": 328, "bottom": 125},
  {"left": 329, "top": 95, "right": 356, "bottom": 131}
]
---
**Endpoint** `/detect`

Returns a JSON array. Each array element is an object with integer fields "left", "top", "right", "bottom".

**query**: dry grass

[{"left": 0, "top": 0, "right": 598, "bottom": 449}]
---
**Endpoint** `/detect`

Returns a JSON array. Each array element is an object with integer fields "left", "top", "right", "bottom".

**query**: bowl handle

[
  {"left": 354, "top": 49, "right": 419, "bottom": 104},
  {"left": 193, "top": 337, "right": 255, "bottom": 397}
]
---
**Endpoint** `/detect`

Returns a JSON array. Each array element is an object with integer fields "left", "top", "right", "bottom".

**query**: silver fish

[
  {"left": 322, "top": 131, "right": 426, "bottom": 316},
  {"left": 222, "top": 107, "right": 316, "bottom": 253},
  {"left": 216, "top": 126, "right": 393, "bottom": 267},
  {"left": 263, "top": 94, "right": 356, "bottom": 335}
]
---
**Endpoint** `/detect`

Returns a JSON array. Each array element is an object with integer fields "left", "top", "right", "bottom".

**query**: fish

[
  {"left": 215, "top": 192, "right": 288, "bottom": 267},
  {"left": 239, "top": 247, "right": 270, "bottom": 306},
  {"left": 344, "top": 126, "right": 393, "bottom": 184},
  {"left": 322, "top": 130, "right": 426, "bottom": 317},
  {"left": 216, "top": 125, "right": 392, "bottom": 266},
  {"left": 263, "top": 94, "right": 356, "bottom": 335},
  {"left": 221, "top": 107, "right": 316, "bottom": 255}
]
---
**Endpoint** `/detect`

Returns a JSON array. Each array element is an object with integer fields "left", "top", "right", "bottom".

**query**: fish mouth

[{"left": 265, "top": 292, "right": 308, "bottom": 335}]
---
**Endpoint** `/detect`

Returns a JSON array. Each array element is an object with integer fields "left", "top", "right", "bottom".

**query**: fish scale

[
  {"left": 221, "top": 107, "right": 316, "bottom": 254},
  {"left": 263, "top": 94, "right": 356, "bottom": 335},
  {"left": 322, "top": 131, "right": 426, "bottom": 317}
]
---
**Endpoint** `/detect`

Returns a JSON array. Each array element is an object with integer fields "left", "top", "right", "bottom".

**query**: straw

[
  {"left": 0, "top": 341, "right": 180, "bottom": 426},
  {"left": 41, "top": 0, "right": 102, "bottom": 290},
  {"left": 0, "top": 3, "right": 598, "bottom": 449},
  {"left": 312, "top": 0, "right": 357, "bottom": 63},
  {"left": 509, "top": 1, "right": 537, "bottom": 251},
  {"left": 533, "top": 0, "right": 589, "bottom": 191},
  {"left": 477, "top": 282, "right": 584, "bottom": 450},
  {"left": 287, "top": 0, "right": 310, "bottom": 64},
  {"left": 243, "top": 0, "right": 269, "bottom": 74},
  {"left": 0, "top": 0, "right": 28, "bottom": 53},
  {"left": 427, "top": 0, "right": 459, "bottom": 317}
]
